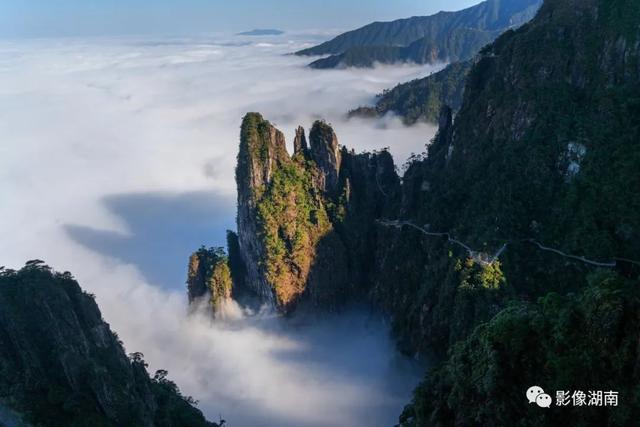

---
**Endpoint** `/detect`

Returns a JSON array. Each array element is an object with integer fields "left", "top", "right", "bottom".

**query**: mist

[
  {"left": 0, "top": 32, "right": 435, "bottom": 425},
  {"left": 142, "top": 300, "right": 423, "bottom": 426}
]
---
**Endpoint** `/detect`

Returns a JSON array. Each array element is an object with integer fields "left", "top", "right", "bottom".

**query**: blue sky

[{"left": 0, "top": 0, "right": 482, "bottom": 38}]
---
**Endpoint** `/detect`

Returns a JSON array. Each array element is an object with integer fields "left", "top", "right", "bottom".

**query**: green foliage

[
  {"left": 326, "top": 183, "right": 349, "bottom": 223},
  {"left": 402, "top": 272, "right": 640, "bottom": 426},
  {"left": 240, "top": 112, "right": 270, "bottom": 163},
  {"left": 209, "top": 261, "right": 232, "bottom": 308},
  {"left": 256, "top": 158, "right": 332, "bottom": 306},
  {"left": 456, "top": 258, "right": 506, "bottom": 290}
]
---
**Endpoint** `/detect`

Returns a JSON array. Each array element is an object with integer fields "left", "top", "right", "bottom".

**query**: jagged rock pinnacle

[
  {"left": 293, "top": 126, "right": 308, "bottom": 156},
  {"left": 235, "top": 113, "right": 290, "bottom": 305},
  {"left": 309, "top": 120, "right": 341, "bottom": 193}
]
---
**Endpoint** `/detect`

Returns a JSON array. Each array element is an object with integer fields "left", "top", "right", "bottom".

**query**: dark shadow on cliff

[{"left": 65, "top": 191, "right": 235, "bottom": 290}]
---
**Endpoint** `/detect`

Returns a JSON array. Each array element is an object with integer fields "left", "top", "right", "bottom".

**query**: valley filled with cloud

[{"left": 0, "top": 33, "right": 438, "bottom": 426}]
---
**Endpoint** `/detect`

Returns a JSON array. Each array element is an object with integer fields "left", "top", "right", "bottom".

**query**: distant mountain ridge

[
  {"left": 237, "top": 29, "right": 284, "bottom": 36},
  {"left": 295, "top": 0, "right": 541, "bottom": 68}
]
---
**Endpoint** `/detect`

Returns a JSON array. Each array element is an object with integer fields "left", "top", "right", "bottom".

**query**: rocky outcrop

[
  {"left": 187, "top": 247, "right": 233, "bottom": 311},
  {"left": 235, "top": 113, "right": 290, "bottom": 303},
  {"left": 230, "top": 113, "right": 399, "bottom": 312},
  {"left": 235, "top": 113, "right": 328, "bottom": 309},
  {"left": 225, "top": 0, "right": 639, "bottom": 343},
  {"left": 309, "top": 121, "right": 341, "bottom": 193},
  {"left": 0, "top": 261, "right": 217, "bottom": 427},
  {"left": 292, "top": 126, "right": 308, "bottom": 157},
  {"left": 187, "top": 252, "right": 209, "bottom": 303}
]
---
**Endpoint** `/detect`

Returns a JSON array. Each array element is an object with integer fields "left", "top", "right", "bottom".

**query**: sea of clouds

[{"left": 0, "top": 32, "right": 440, "bottom": 426}]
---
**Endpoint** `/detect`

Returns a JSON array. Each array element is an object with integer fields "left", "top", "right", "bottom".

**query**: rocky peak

[
  {"left": 236, "top": 113, "right": 291, "bottom": 304},
  {"left": 186, "top": 247, "right": 233, "bottom": 311},
  {"left": 293, "top": 125, "right": 308, "bottom": 156},
  {"left": 187, "top": 251, "right": 208, "bottom": 303},
  {"left": 221, "top": 113, "right": 403, "bottom": 313},
  {"left": 237, "top": 112, "right": 290, "bottom": 203},
  {"left": 309, "top": 120, "right": 341, "bottom": 193}
]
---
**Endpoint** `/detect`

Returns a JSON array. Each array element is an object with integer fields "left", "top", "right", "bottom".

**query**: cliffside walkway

[{"left": 377, "top": 219, "right": 638, "bottom": 268}]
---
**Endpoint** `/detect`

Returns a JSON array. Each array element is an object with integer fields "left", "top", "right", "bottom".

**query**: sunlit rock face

[
  {"left": 231, "top": 113, "right": 400, "bottom": 313},
  {"left": 235, "top": 113, "right": 292, "bottom": 306}
]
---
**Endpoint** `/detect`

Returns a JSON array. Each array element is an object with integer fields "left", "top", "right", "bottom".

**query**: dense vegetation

[
  {"left": 298, "top": 0, "right": 541, "bottom": 69},
  {"left": 0, "top": 261, "right": 217, "bottom": 427},
  {"left": 373, "top": 0, "right": 640, "bottom": 423},
  {"left": 400, "top": 272, "right": 640, "bottom": 426},
  {"left": 348, "top": 60, "right": 472, "bottom": 124}
]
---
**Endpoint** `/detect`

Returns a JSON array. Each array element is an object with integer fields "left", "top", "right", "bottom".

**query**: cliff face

[
  {"left": 233, "top": 113, "right": 399, "bottom": 312},
  {"left": 235, "top": 113, "right": 291, "bottom": 304},
  {"left": 308, "top": 121, "right": 341, "bottom": 193},
  {"left": 0, "top": 261, "right": 217, "bottom": 427}
]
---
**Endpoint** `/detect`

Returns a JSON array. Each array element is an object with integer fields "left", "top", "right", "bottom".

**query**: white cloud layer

[{"left": 0, "top": 33, "right": 437, "bottom": 426}]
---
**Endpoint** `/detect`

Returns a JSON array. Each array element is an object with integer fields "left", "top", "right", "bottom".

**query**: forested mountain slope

[
  {"left": 348, "top": 60, "right": 473, "bottom": 124},
  {"left": 0, "top": 262, "right": 218, "bottom": 427},
  {"left": 386, "top": 0, "right": 640, "bottom": 423}
]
